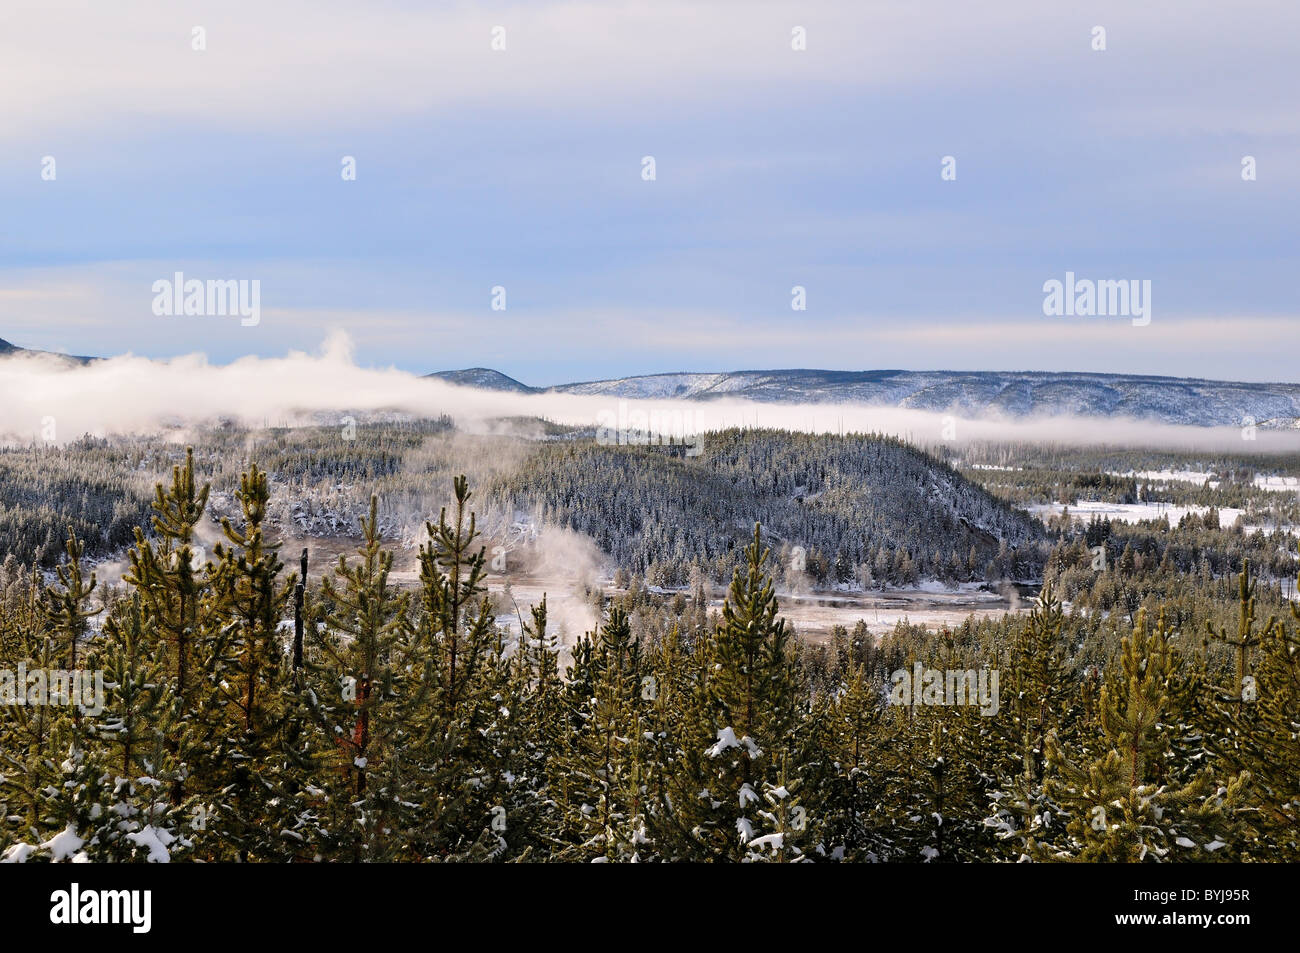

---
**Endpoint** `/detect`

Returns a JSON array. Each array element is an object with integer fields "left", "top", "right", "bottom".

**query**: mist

[{"left": 1, "top": 331, "right": 1296, "bottom": 454}]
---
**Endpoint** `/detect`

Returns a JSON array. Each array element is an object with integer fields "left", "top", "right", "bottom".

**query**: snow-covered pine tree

[
  {"left": 123, "top": 447, "right": 212, "bottom": 711},
  {"left": 77, "top": 597, "right": 193, "bottom": 862},
  {"left": 496, "top": 597, "right": 562, "bottom": 859},
  {"left": 305, "top": 494, "right": 422, "bottom": 861},
  {"left": 0, "top": 603, "right": 67, "bottom": 838},
  {"left": 814, "top": 662, "right": 888, "bottom": 860},
  {"left": 743, "top": 752, "right": 810, "bottom": 862},
  {"left": 876, "top": 684, "right": 998, "bottom": 861},
  {"left": 553, "top": 606, "right": 649, "bottom": 861},
  {"left": 1043, "top": 609, "right": 1246, "bottom": 861},
  {"left": 404, "top": 476, "right": 519, "bottom": 860},
  {"left": 985, "top": 586, "right": 1079, "bottom": 859},
  {"left": 197, "top": 463, "right": 301, "bottom": 861},
  {"left": 43, "top": 527, "right": 99, "bottom": 669},
  {"left": 663, "top": 524, "right": 802, "bottom": 861},
  {"left": 1205, "top": 557, "right": 1300, "bottom": 859},
  {"left": 3, "top": 596, "right": 192, "bottom": 863}
]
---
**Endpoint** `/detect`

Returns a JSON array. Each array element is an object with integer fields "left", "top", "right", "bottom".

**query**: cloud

[{"left": 2, "top": 332, "right": 1295, "bottom": 454}]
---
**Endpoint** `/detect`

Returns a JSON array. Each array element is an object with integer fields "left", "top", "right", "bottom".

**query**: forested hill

[{"left": 489, "top": 429, "right": 1047, "bottom": 585}]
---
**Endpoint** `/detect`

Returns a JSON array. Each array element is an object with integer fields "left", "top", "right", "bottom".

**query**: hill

[
  {"left": 487, "top": 428, "right": 1047, "bottom": 586},
  {"left": 425, "top": 367, "right": 537, "bottom": 393},
  {"left": 426, "top": 365, "right": 1300, "bottom": 428},
  {"left": 0, "top": 336, "right": 95, "bottom": 365}
]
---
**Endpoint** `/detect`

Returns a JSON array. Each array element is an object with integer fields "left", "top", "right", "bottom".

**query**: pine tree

[
  {"left": 497, "top": 597, "right": 561, "bottom": 859},
  {"left": 659, "top": 524, "right": 801, "bottom": 860},
  {"left": 815, "top": 662, "right": 887, "bottom": 860},
  {"left": 553, "top": 606, "right": 649, "bottom": 861},
  {"left": 876, "top": 651, "right": 999, "bottom": 862},
  {"left": 743, "top": 752, "right": 811, "bottom": 862},
  {"left": 305, "top": 494, "right": 421, "bottom": 861},
  {"left": 986, "top": 586, "right": 1078, "bottom": 858},
  {"left": 409, "top": 476, "right": 517, "bottom": 860},
  {"left": 198, "top": 463, "right": 298, "bottom": 860},
  {"left": 1043, "top": 609, "right": 1246, "bottom": 861},
  {"left": 77, "top": 598, "right": 193, "bottom": 862},
  {"left": 5, "top": 597, "right": 193, "bottom": 863},
  {"left": 124, "top": 447, "right": 212, "bottom": 710},
  {"left": 1205, "top": 557, "right": 1300, "bottom": 858},
  {"left": 0, "top": 591, "right": 69, "bottom": 836},
  {"left": 43, "top": 527, "right": 99, "bottom": 669}
]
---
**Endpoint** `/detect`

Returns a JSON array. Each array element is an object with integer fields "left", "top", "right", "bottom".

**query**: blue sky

[{"left": 1, "top": 0, "right": 1297, "bottom": 384}]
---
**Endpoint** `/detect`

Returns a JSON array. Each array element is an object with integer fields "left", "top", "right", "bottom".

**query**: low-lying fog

[{"left": 2, "top": 332, "right": 1296, "bottom": 453}]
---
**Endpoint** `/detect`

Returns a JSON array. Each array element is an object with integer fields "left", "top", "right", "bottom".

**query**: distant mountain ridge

[
  {"left": 429, "top": 366, "right": 1300, "bottom": 428},
  {"left": 6, "top": 334, "right": 1293, "bottom": 428},
  {"left": 0, "top": 337, "right": 95, "bottom": 365}
]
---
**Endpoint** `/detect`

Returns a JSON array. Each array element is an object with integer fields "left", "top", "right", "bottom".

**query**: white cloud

[{"left": 2, "top": 331, "right": 1296, "bottom": 454}]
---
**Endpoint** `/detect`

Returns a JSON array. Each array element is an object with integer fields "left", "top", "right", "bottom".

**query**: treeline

[
  {"left": 1042, "top": 511, "right": 1300, "bottom": 625},
  {"left": 951, "top": 441, "right": 1300, "bottom": 513},
  {"left": 949, "top": 440, "right": 1300, "bottom": 480},
  {"left": 2, "top": 455, "right": 1297, "bottom": 862}
]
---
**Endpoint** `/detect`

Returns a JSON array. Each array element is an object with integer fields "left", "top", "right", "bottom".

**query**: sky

[{"left": 1, "top": 0, "right": 1297, "bottom": 385}]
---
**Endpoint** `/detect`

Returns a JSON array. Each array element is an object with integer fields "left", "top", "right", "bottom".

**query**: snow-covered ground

[
  {"left": 1254, "top": 475, "right": 1300, "bottom": 494},
  {"left": 1028, "top": 500, "right": 1243, "bottom": 527},
  {"left": 1239, "top": 524, "right": 1300, "bottom": 537},
  {"left": 1107, "top": 469, "right": 1220, "bottom": 488},
  {"left": 1103, "top": 470, "right": 1300, "bottom": 495}
]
